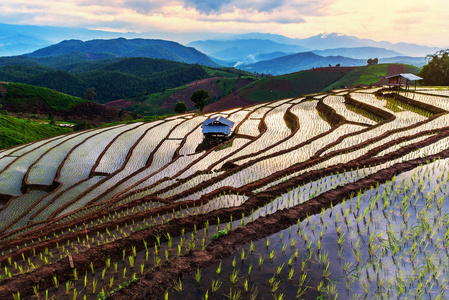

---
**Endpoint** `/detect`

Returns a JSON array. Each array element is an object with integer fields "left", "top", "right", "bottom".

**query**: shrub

[{"left": 74, "top": 120, "right": 93, "bottom": 131}]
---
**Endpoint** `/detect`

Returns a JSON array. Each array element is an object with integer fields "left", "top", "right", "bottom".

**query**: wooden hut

[
  {"left": 386, "top": 73, "right": 423, "bottom": 90},
  {"left": 202, "top": 116, "right": 234, "bottom": 143}
]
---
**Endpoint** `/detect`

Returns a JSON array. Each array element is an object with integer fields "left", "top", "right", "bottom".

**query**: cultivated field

[{"left": 0, "top": 87, "right": 449, "bottom": 299}]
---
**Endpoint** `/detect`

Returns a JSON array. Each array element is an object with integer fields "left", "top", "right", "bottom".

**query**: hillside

[
  {"left": 234, "top": 66, "right": 357, "bottom": 102},
  {"left": 28, "top": 38, "right": 219, "bottom": 67},
  {"left": 1, "top": 86, "right": 449, "bottom": 299},
  {"left": 105, "top": 76, "right": 256, "bottom": 115},
  {"left": 322, "top": 63, "right": 422, "bottom": 91},
  {"left": 0, "top": 57, "right": 213, "bottom": 104},
  {"left": 201, "top": 63, "right": 422, "bottom": 111},
  {"left": 0, "top": 113, "right": 72, "bottom": 149},
  {"left": 0, "top": 54, "right": 257, "bottom": 112},
  {"left": 0, "top": 82, "right": 133, "bottom": 125}
]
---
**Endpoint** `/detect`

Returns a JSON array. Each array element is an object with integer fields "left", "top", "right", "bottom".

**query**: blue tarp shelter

[{"left": 202, "top": 116, "right": 234, "bottom": 137}]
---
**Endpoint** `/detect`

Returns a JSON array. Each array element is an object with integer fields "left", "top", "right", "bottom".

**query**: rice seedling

[
  {"left": 195, "top": 266, "right": 202, "bottom": 284},
  {"left": 3, "top": 90, "right": 449, "bottom": 300},
  {"left": 211, "top": 279, "right": 222, "bottom": 293},
  {"left": 230, "top": 269, "right": 239, "bottom": 285},
  {"left": 172, "top": 278, "right": 183, "bottom": 294}
]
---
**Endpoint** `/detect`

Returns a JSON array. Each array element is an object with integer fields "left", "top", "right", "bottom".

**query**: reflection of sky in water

[{"left": 170, "top": 157, "right": 449, "bottom": 299}]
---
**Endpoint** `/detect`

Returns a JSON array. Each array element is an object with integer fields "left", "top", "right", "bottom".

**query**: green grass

[
  {"left": 3, "top": 82, "right": 85, "bottom": 111},
  {"left": 102, "top": 114, "right": 175, "bottom": 127},
  {"left": 380, "top": 96, "right": 434, "bottom": 117},
  {"left": 344, "top": 103, "right": 385, "bottom": 123},
  {"left": 240, "top": 70, "right": 349, "bottom": 102},
  {"left": 246, "top": 90, "right": 296, "bottom": 102},
  {"left": 132, "top": 85, "right": 191, "bottom": 115},
  {"left": 0, "top": 113, "right": 72, "bottom": 149},
  {"left": 352, "top": 64, "right": 389, "bottom": 85},
  {"left": 216, "top": 78, "right": 237, "bottom": 96},
  {"left": 322, "top": 65, "right": 388, "bottom": 91},
  {"left": 403, "top": 65, "right": 422, "bottom": 74},
  {"left": 203, "top": 66, "right": 253, "bottom": 78},
  {"left": 142, "top": 85, "right": 189, "bottom": 107},
  {"left": 322, "top": 64, "right": 422, "bottom": 92},
  {"left": 204, "top": 67, "right": 239, "bottom": 78},
  {"left": 214, "top": 139, "right": 234, "bottom": 151}
]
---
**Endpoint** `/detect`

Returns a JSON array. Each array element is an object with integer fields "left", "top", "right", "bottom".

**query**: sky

[{"left": 0, "top": 0, "right": 448, "bottom": 46}]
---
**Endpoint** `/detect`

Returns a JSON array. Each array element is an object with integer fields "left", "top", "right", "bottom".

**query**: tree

[
  {"left": 48, "top": 113, "right": 56, "bottom": 125},
  {"left": 84, "top": 88, "right": 96, "bottom": 101},
  {"left": 74, "top": 120, "right": 93, "bottom": 131},
  {"left": 174, "top": 101, "right": 187, "bottom": 114},
  {"left": 367, "top": 58, "right": 378, "bottom": 65},
  {"left": 191, "top": 90, "right": 209, "bottom": 112},
  {"left": 419, "top": 49, "right": 449, "bottom": 86}
]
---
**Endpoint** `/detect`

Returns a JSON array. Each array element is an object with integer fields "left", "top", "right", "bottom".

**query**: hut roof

[
  {"left": 202, "top": 116, "right": 234, "bottom": 127},
  {"left": 202, "top": 116, "right": 234, "bottom": 135},
  {"left": 386, "top": 73, "right": 423, "bottom": 81}
]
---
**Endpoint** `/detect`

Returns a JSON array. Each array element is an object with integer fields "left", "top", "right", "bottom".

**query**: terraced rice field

[{"left": 1, "top": 87, "right": 449, "bottom": 299}]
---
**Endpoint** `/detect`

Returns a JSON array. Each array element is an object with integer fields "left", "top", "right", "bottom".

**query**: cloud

[
  {"left": 0, "top": 0, "right": 447, "bottom": 46},
  {"left": 396, "top": 5, "right": 429, "bottom": 14},
  {"left": 198, "top": 14, "right": 304, "bottom": 24},
  {"left": 181, "top": 0, "right": 290, "bottom": 14},
  {"left": 235, "top": 0, "right": 286, "bottom": 12},
  {"left": 121, "top": 0, "right": 171, "bottom": 14},
  {"left": 183, "top": 0, "right": 233, "bottom": 14}
]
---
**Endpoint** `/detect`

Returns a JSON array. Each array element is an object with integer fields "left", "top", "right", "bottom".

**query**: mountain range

[
  {"left": 214, "top": 32, "right": 442, "bottom": 57},
  {"left": 28, "top": 38, "right": 219, "bottom": 67},
  {"left": 188, "top": 39, "right": 306, "bottom": 64},
  {"left": 241, "top": 52, "right": 366, "bottom": 75},
  {"left": 1, "top": 22, "right": 443, "bottom": 60}
]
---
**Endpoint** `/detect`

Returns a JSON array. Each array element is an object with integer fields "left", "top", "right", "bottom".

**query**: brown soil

[
  {"left": 375, "top": 64, "right": 405, "bottom": 85},
  {"left": 61, "top": 102, "right": 134, "bottom": 126},
  {"left": 0, "top": 107, "right": 254, "bottom": 240},
  {"left": 1, "top": 126, "right": 447, "bottom": 299},
  {"left": 0, "top": 92, "right": 447, "bottom": 299},
  {"left": 260, "top": 79, "right": 293, "bottom": 91},
  {"left": 308, "top": 66, "right": 358, "bottom": 73},
  {"left": 161, "top": 77, "right": 225, "bottom": 110},
  {"left": 103, "top": 99, "right": 137, "bottom": 109},
  {"left": 202, "top": 92, "right": 259, "bottom": 113},
  {"left": 235, "top": 78, "right": 254, "bottom": 89},
  {"left": 113, "top": 143, "right": 449, "bottom": 299},
  {"left": 5, "top": 100, "right": 133, "bottom": 126}
]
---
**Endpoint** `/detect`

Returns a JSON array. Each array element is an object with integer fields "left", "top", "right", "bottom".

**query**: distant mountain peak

[{"left": 319, "top": 32, "right": 347, "bottom": 38}]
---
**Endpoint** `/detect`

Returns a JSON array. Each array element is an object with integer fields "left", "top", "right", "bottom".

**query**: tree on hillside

[
  {"left": 84, "top": 88, "right": 96, "bottom": 100},
  {"left": 48, "top": 113, "right": 56, "bottom": 125},
  {"left": 367, "top": 58, "right": 378, "bottom": 65},
  {"left": 419, "top": 49, "right": 449, "bottom": 86},
  {"left": 191, "top": 90, "right": 209, "bottom": 112},
  {"left": 174, "top": 101, "right": 187, "bottom": 114},
  {"left": 74, "top": 120, "right": 93, "bottom": 131}
]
